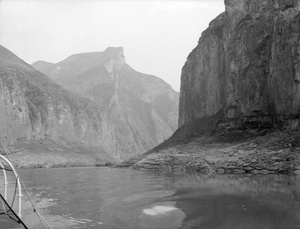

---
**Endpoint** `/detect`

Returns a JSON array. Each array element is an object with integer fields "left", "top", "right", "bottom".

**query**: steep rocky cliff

[
  {"left": 179, "top": 0, "right": 300, "bottom": 132},
  {"left": 33, "top": 47, "right": 178, "bottom": 160},
  {"left": 124, "top": 0, "right": 300, "bottom": 174},
  {"left": 0, "top": 45, "right": 114, "bottom": 164}
]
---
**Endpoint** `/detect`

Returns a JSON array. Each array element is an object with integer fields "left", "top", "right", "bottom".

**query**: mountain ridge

[{"left": 32, "top": 47, "right": 179, "bottom": 160}]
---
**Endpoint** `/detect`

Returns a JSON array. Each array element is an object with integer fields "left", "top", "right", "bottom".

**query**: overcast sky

[{"left": 0, "top": 0, "right": 224, "bottom": 91}]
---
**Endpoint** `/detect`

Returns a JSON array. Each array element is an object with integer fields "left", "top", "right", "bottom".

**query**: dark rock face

[
  {"left": 179, "top": 0, "right": 300, "bottom": 131},
  {"left": 33, "top": 47, "right": 179, "bottom": 160}
]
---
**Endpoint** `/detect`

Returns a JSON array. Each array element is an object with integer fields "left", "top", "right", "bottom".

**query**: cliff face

[
  {"left": 179, "top": 0, "right": 300, "bottom": 132},
  {"left": 33, "top": 47, "right": 178, "bottom": 160},
  {"left": 122, "top": 0, "right": 300, "bottom": 173},
  {"left": 0, "top": 45, "right": 116, "bottom": 162}
]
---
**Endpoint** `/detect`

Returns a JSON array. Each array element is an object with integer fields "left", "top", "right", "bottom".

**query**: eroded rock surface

[{"left": 179, "top": 0, "right": 300, "bottom": 131}]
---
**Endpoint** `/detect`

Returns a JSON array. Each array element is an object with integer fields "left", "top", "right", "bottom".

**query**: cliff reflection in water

[{"left": 165, "top": 174, "right": 300, "bottom": 229}]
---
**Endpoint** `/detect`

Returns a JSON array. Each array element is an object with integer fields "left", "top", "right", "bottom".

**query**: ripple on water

[{"left": 122, "top": 190, "right": 174, "bottom": 202}]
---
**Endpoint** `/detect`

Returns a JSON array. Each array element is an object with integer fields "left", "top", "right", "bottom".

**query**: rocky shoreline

[
  {"left": 1, "top": 138, "right": 115, "bottom": 169},
  {"left": 3, "top": 131, "right": 300, "bottom": 174},
  {"left": 8, "top": 151, "right": 114, "bottom": 169},
  {"left": 123, "top": 131, "right": 300, "bottom": 175}
]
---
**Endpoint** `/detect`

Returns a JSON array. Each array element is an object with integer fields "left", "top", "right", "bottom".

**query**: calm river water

[{"left": 3, "top": 167, "right": 300, "bottom": 229}]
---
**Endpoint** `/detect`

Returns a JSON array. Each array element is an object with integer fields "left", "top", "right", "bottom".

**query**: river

[{"left": 2, "top": 167, "right": 300, "bottom": 229}]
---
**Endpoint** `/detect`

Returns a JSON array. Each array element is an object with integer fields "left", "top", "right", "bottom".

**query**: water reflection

[
  {"left": 4, "top": 168, "right": 300, "bottom": 229},
  {"left": 165, "top": 174, "right": 300, "bottom": 229}
]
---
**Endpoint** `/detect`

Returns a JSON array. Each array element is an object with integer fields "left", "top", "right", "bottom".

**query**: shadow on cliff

[
  {"left": 118, "top": 109, "right": 290, "bottom": 167},
  {"left": 147, "top": 109, "right": 270, "bottom": 154}
]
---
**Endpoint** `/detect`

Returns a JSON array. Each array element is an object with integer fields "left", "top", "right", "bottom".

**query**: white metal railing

[
  {"left": 0, "top": 161, "right": 8, "bottom": 200},
  {"left": 0, "top": 154, "right": 22, "bottom": 218},
  {"left": 0, "top": 161, "right": 8, "bottom": 214},
  {"left": 0, "top": 142, "right": 52, "bottom": 229}
]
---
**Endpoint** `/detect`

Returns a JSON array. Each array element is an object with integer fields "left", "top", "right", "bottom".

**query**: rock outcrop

[
  {"left": 179, "top": 0, "right": 300, "bottom": 131},
  {"left": 33, "top": 47, "right": 179, "bottom": 160}
]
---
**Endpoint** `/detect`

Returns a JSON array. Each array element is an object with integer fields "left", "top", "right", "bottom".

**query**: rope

[
  {"left": 19, "top": 178, "right": 54, "bottom": 229},
  {"left": 0, "top": 168, "right": 13, "bottom": 172},
  {"left": 0, "top": 142, "right": 53, "bottom": 229}
]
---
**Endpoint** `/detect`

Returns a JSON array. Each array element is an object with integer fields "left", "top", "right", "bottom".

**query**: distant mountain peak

[
  {"left": 32, "top": 60, "right": 54, "bottom": 65},
  {"left": 104, "top": 46, "right": 124, "bottom": 54},
  {"left": 104, "top": 47, "right": 125, "bottom": 73}
]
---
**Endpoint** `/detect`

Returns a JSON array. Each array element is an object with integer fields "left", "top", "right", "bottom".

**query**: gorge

[
  {"left": 0, "top": 45, "right": 178, "bottom": 167},
  {"left": 2, "top": 0, "right": 300, "bottom": 173},
  {"left": 2, "top": 1, "right": 300, "bottom": 228},
  {"left": 32, "top": 47, "right": 179, "bottom": 161}
]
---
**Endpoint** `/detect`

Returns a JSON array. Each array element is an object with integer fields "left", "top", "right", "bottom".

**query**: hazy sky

[{"left": 0, "top": 0, "right": 224, "bottom": 91}]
